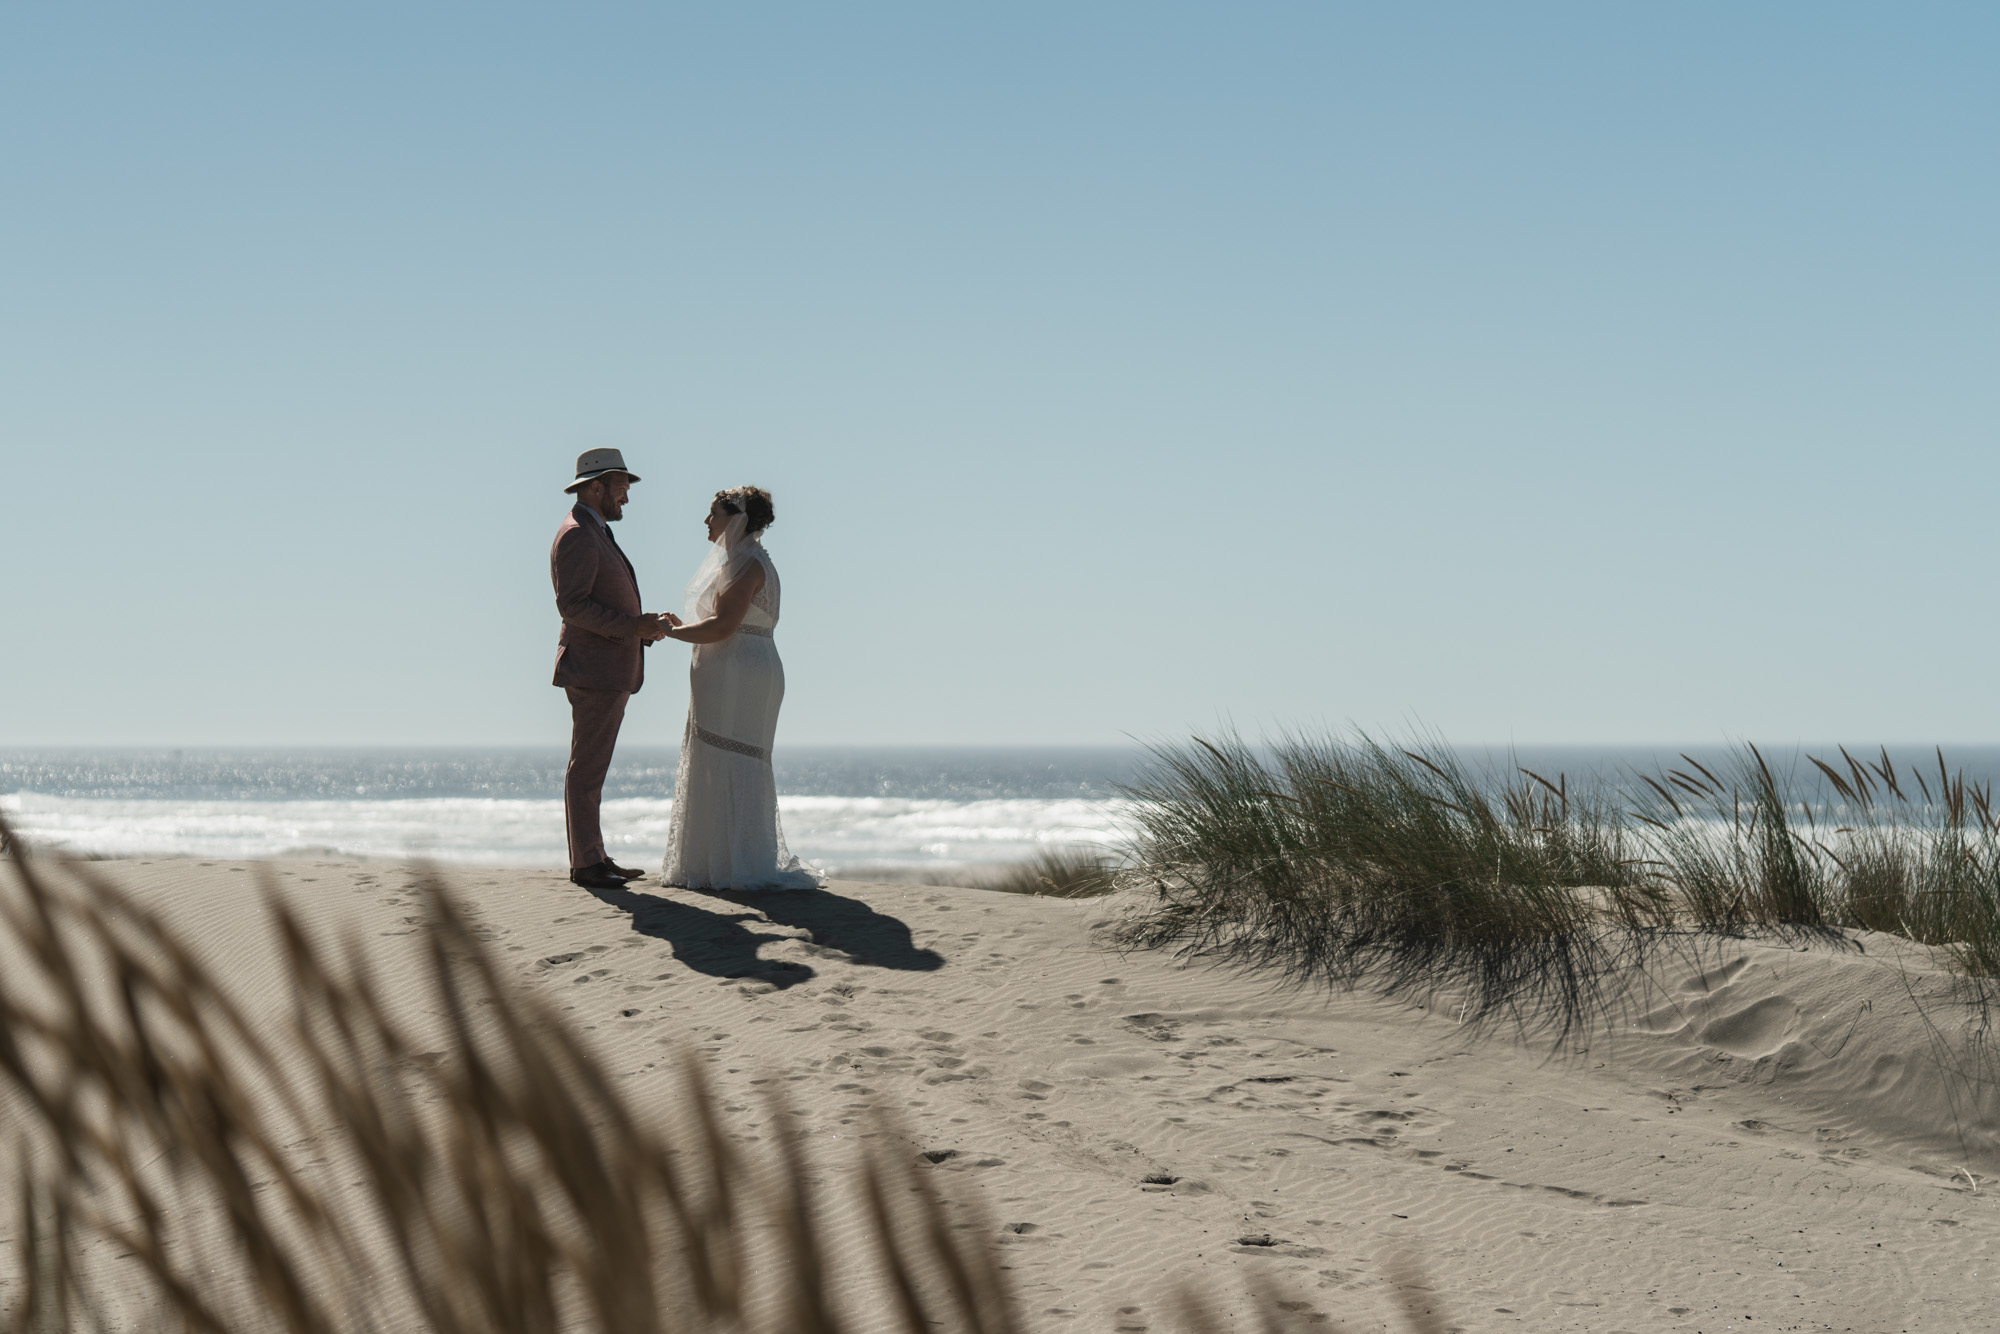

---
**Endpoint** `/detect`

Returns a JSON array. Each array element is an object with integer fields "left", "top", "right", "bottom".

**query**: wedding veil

[{"left": 681, "top": 504, "right": 758, "bottom": 623}]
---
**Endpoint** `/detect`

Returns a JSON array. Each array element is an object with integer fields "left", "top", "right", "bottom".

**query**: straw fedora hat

[{"left": 563, "top": 448, "right": 641, "bottom": 493}]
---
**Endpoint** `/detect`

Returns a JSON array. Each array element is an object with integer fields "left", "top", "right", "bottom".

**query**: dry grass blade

[
  {"left": 1874, "top": 746, "right": 1906, "bottom": 800},
  {"left": 1666, "top": 773, "right": 1710, "bottom": 800},
  {"left": 1809, "top": 756, "right": 1858, "bottom": 805},
  {"left": 1680, "top": 753, "right": 1726, "bottom": 791},
  {"left": 1837, "top": 746, "right": 1876, "bottom": 804},
  {"left": 1637, "top": 773, "right": 1684, "bottom": 818}
]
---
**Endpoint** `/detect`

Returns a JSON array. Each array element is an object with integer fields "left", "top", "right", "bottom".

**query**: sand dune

[{"left": 15, "top": 858, "right": 2000, "bottom": 1332}]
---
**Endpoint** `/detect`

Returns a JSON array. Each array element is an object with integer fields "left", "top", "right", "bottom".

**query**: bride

[{"left": 659, "top": 486, "right": 824, "bottom": 891}]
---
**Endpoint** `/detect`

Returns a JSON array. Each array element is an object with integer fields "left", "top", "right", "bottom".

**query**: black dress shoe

[
  {"left": 602, "top": 859, "right": 647, "bottom": 881},
  {"left": 569, "top": 862, "right": 627, "bottom": 890}
]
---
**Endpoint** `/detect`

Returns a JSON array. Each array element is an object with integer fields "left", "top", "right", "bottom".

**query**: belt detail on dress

[
  {"left": 736, "top": 624, "right": 773, "bottom": 638},
  {"left": 694, "top": 723, "right": 770, "bottom": 763}
]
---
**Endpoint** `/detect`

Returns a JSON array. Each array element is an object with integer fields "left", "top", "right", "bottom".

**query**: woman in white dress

[{"left": 659, "top": 486, "right": 824, "bottom": 891}]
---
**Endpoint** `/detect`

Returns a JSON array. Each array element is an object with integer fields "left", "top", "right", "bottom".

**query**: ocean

[
  {"left": 0, "top": 747, "right": 1144, "bottom": 874},
  {"left": 10, "top": 743, "right": 2000, "bottom": 874}
]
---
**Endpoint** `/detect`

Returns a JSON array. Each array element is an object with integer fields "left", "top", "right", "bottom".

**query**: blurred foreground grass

[{"left": 0, "top": 815, "right": 1442, "bottom": 1333}]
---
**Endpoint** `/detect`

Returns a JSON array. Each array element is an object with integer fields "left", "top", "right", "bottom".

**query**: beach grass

[
  {"left": 0, "top": 819, "right": 1434, "bottom": 1332},
  {"left": 1115, "top": 730, "right": 2000, "bottom": 1021},
  {"left": 1114, "top": 731, "right": 1659, "bottom": 1030},
  {"left": 1631, "top": 744, "right": 2000, "bottom": 978},
  {"left": 0, "top": 824, "right": 1023, "bottom": 1333},
  {"left": 988, "top": 846, "right": 1122, "bottom": 899}
]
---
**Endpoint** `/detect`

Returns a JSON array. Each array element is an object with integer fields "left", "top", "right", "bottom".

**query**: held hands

[{"left": 638, "top": 612, "right": 683, "bottom": 643}]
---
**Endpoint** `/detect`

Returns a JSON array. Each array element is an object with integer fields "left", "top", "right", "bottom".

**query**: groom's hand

[{"left": 637, "top": 614, "right": 671, "bottom": 643}]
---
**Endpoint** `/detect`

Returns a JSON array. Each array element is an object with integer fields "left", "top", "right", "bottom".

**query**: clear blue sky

[{"left": 3, "top": 3, "right": 1994, "bottom": 748}]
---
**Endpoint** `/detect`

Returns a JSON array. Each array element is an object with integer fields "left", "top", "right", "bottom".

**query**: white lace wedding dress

[{"left": 662, "top": 527, "right": 824, "bottom": 891}]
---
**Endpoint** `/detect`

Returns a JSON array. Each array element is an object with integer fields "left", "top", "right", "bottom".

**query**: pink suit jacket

[{"left": 551, "top": 505, "right": 648, "bottom": 694}]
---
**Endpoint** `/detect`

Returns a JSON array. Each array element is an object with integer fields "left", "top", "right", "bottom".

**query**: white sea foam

[{"left": 0, "top": 791, "right": 1137, "bottom": 872}]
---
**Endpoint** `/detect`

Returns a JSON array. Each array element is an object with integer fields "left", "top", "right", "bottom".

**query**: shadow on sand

[
  {"left": 700, "top": 884, "right": 946, "bottom": 973},
  {"left": 581, "top": 882, "right": 816, "bottom": 989},
  {"left": 583, "top": 882, "right": 945, "bottom": 984}
]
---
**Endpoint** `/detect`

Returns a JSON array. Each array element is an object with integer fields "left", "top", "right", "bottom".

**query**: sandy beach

[{"left": 4, "top": 856, "right": 1989, "bottom": 1333}]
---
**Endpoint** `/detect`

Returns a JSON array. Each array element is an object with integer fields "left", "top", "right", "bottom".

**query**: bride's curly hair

[{"left": 718, "top": 485, "right": 775, "bottom": 535}]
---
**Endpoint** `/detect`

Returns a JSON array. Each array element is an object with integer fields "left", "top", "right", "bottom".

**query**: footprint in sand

[
  {"left": 1630, "top": 1002, "right": 1690, "bottom": 1035},
  {"left": 1352, "top": 1106, "right": 1447, "bottom": 1138},
  {"left": 1699, "top": 995, "right": 1798, "bottom": 1059},
  {"left": 1120, "top": 1014, "right": 1183, "bottom": 1043},
  {"left": 917, "top": 1149, "right": 1005, "bottom": 1169},
  {"left": 1229, "top": 1234, "right": 1326, "bottom": 1258},
  {"left": 1677, "top": 953, "right": 1751, "bottom": 994}
]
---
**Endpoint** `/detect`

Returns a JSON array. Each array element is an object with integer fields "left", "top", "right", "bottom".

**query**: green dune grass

[{"left": 1115, "top": 730, "right": 2000, "bottom": 1029}]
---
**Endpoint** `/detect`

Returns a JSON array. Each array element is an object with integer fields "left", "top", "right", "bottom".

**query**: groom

[{"left": 551, "top": 448, "right": 670, "bottom": 891}]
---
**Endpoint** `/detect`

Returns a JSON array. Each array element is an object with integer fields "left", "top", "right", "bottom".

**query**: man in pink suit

[{"left": 552, "top": 448, "right": 670, "bottom": 890}]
